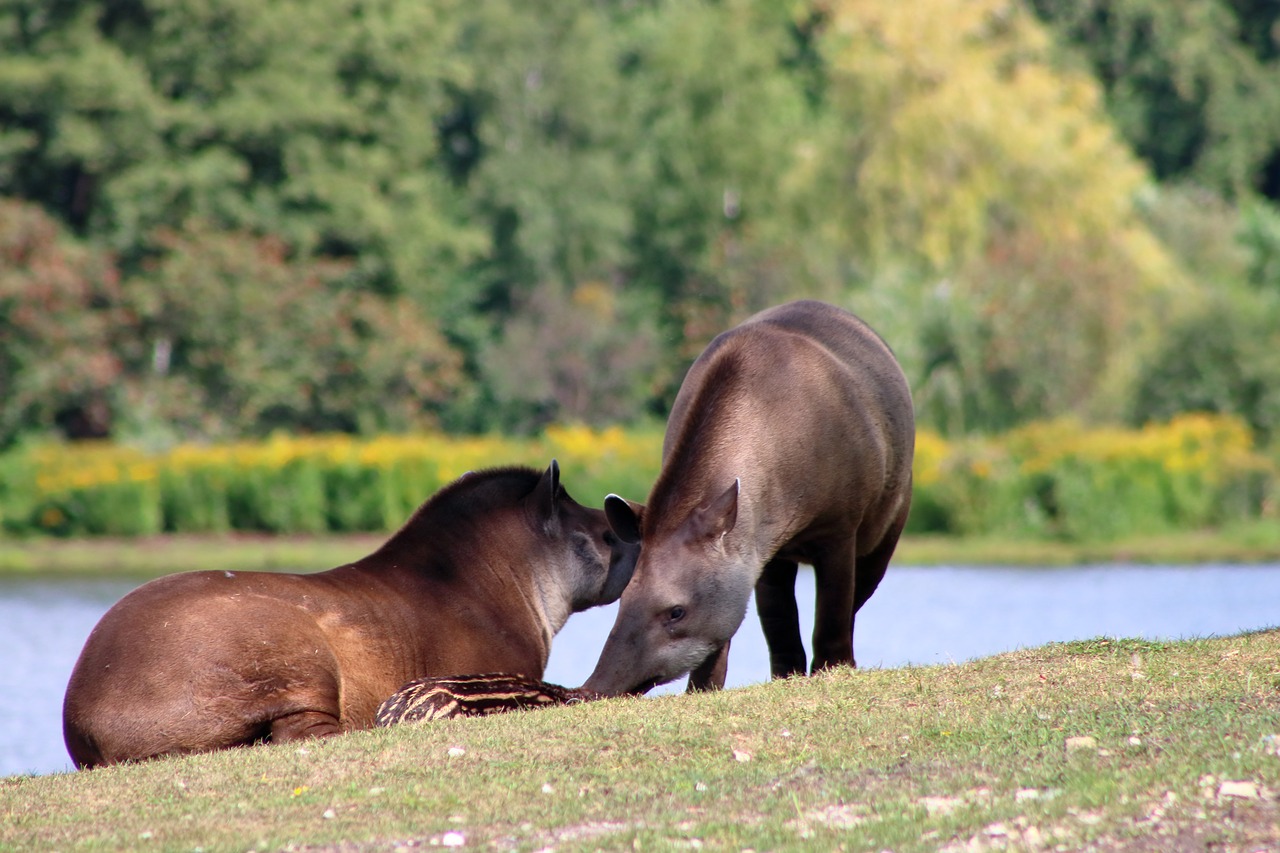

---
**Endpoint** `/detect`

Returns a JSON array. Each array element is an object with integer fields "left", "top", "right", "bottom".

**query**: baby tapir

[
  {"left": 584, "top": 300, "right": 914, "bottom": 695},
  {"left": 376, "top": 673, "right": 603, "bottom": 725},
  {"left": 63, "top": 461, "right": 639, "bottom": 768}
]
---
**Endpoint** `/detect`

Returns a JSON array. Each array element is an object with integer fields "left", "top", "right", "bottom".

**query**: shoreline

[{"left": 3, "top": 523, "right": 1280, "bottom": 577}]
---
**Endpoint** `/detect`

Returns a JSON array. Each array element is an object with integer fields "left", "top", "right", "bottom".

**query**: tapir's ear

[
  {"left": 534, "top": 459, "right": 561, "bottom": 529},
  {"left": 685, "top": 479, "right": 739, "bottom": 542},
  {"left": 605, "top": 494, "right": 643, "bottom": 544}
]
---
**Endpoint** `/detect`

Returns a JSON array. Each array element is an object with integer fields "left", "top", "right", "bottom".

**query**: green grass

[
  {"left": 896, "top": 519, "right": 1280, "bottom": 566},
  {"left": 3, "top": 519, "right": 1280, "bottom": 579},
  {"left": 4, "top": 631, "right": 1279, "bottom": 851},
  {"left": 0, "top": 533, "right": 385, "bottom": 577}
]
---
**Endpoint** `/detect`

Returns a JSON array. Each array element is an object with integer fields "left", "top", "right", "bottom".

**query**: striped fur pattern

[{"left": 376, "top": 673, "right": 604, "bottom": 726}]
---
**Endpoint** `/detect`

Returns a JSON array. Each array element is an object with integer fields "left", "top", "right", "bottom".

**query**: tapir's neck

[
  {"left": 468, "top": 552, "right": 559, "bottom": 664},
  {"left": 356, "top": 525, "right": 556, "bottom": 669},
  {"left": 653, "top": 425, "right": 799, "bottom": 564},
  {"left": 530, "top": 569, "right": 572, "bottom": 643},
  {"left": 718, "top": 468, "right": 794, "bottom": 566}
]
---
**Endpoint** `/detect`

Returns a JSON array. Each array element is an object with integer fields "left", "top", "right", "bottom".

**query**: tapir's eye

[{"left": 668, "top": 605, "right": 686, "bottom": 622}]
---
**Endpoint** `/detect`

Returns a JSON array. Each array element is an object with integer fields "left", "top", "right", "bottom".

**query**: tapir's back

[
  {"left": 659, "top": 299, "right": 913, "bottom": 550},
  {"left": 749, "top": 300, "right": 903, "bottom": 380},
  {"left": 745, "top": 300, "right": 909, "bottom": 420},
  {"left": 667, "top": 300, "right": 911, "bottom": 454}
]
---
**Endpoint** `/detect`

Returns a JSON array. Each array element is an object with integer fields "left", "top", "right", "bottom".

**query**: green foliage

[
  {"left": 1238, "top": 198, "right": 1280, "bottom": 289},
  {"left": 1130, "top": 289, "right": 1280, "bottom": 442},
  {"left": 820, "top": 0, "right": 1184, "bottom": 430},
  {"left": 0, "top": 427, "right": 665, "bottom": 538},
  {"left": 441, "top": 0, "right": 828, "bottom": 406},
  {"left": 158, "top": 463, "right": 231, "bottom": 534},
  {"left": 0, "top": 0, "right": 835, "bottom": 437},
  {"left": 3, "top": 417, "right": 1273, "bottom": 542},
  {"left": 1030, "top": 0, "right": 1280, "bottom": 198},
  {"left": 609, "top": 0, "right": 823, "bottom": 307},
  {"left": 0, "top": 0, "right": 480, "bottom": 287},
  {"left": 1136, "top": 183, "right": 1253, "bottom": 283},
  {"left": 56, "top": 475, "right": 164, "bottom": 537},
  {"left": 909, "top": 415, "right": 1275, "bottom": 541},
  {"left": 480, "top": 282, "right": 665, "bottom": 431},
  {"left": 0, "top": 199, "right": 124, "bottom": 446},
  {"left": 1128, "top": 194, "right": 1280, "bottom": 442},
  {"left": 121, "top": 224, "right": 462, "bottom": 440},
  {"left": 224, "top": 457, "right": 328, "bottom": 535},
  {"left": 0, "top": 0, "right": 1277, "bottom": 443}
]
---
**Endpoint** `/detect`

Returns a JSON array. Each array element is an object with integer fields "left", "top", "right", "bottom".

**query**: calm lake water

[{"left": 4, "top": 563, "right": 1279, "bottom": 778}]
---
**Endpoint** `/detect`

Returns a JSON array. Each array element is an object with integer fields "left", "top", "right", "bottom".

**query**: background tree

[
  {"left": 816, "top": 0, "right": 1184, "bottom": 431},
  {"left": 437, "top": 0, "right": 828, "bottom": 409},
  {"left": 480, "top": 281, "right": 663, "bottom": 431},
  {"left": 121, "top": 224, "right": 461, "bottom": 441},
  {"left": 1029, "top": 0, "right": 1280, "bottom": 199},
  {"left": 0, "top": 0, "right": 481, "bottom": 294},
  {"left": 1, "top": 0, "right": 1276, "bottom": 444},
  {"left": 1130, "top": 195, "right": 1280, "bottom": 440},
  {"left": 0, "top": 199, "right": 126, "bottom": 446}
]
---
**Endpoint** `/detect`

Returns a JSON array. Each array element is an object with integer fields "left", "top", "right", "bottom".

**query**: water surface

[{"left": 3, "top": 564, "right": 1278, "bottom": 777}]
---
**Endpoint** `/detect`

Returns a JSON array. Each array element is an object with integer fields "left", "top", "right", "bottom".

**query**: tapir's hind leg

[
  {"left": 852, "top": 523, "right": 903, "bottom": 614},
  {"left": 755, "top": 558, "right": 806, "bottom": 678},
  {"left": 236, "top": 650, "right": 347, "bottom": 745},
  {"left": 847, "top": 506, "right": 910, "bottom": 667},
  {"left": 270, "top": 709, "right": 344, "bottom": 742},
  {"left": 262, "top": 664, "right": 347, "bottom": 742},
  {"left": 811, "top": 537, "right": 858, "bottom": 673}
]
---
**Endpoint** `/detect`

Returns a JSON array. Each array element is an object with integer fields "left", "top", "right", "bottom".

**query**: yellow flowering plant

[
  {"left": 0, "top": 416, "right": 1272, "bottom": 542},
  {"left": 1, "top": 427, "right": 664, "bottom": 538}
]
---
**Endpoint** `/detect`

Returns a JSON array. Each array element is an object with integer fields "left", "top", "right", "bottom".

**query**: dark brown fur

[
  {"left": 376, "top": 673, "right": 602, "bottom": 725},
  {"left": 63, "top": 462, "right": 637, "bottom": 768},
  {"left": 584, "top": 300, "right": 914, "bottom": 695}
]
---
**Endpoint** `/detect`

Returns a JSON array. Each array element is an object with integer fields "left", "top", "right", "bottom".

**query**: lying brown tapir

[
  {"left": 584, "top": 300, "right": 914, "bottom": 696},
  {"left": 63, "top": 461, "right": 639, "bottom": 768}
]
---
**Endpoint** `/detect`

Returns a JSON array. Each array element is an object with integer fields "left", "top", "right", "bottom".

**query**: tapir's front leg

[
  {"left": 686, "top": 640, "right": 731, "bottom": 692},
  {"left": 811, "top": 538, "right": 858, "bottom": 672}
]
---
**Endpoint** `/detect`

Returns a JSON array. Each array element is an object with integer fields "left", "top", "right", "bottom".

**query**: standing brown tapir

[
  {"left": 583, "top": 300, "right": 914, "bottom": 696},
  {"left": 63, "top": 461, "right": 639, "bottom": 768}
]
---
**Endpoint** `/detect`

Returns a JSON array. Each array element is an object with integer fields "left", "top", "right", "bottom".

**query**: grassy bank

[
  {"left": 0, "top": 532, "right": 387, "bottom": 577},
  {"left": 896, "top": 519, "right": 1280, "bottom": 567},
  {"left": 4, "top": 631, "right": 1278, "bottom": 850},
  {"left": 3, "top": 520, "right": 1280, "bottom": 579}
]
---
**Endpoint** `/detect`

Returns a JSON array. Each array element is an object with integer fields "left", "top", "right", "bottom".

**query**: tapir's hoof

[{"left": 376, "top": 673, "right": 604, "bottom": 725}]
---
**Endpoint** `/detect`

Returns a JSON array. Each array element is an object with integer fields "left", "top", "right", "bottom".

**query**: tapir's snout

[
  {"left": 582, "top": 594, "right": 724, "bottom": 697},
  {"left": 581, "top": 609, "right": 661, "bottom": 697},
  {"left": 582, "top": 657, "right": 659, "bottom": 698},
  {"left": 582, "top": 635, "right": 634, "bottom": 697}
]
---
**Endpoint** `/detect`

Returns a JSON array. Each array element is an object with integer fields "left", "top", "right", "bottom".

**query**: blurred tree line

[{"left": 1, "top": 0, "right": 1279, "bottom": 448}]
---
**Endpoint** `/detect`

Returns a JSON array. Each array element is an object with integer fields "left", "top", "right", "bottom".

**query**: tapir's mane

[
  {"left": 644, "top": 346, "right": 747, "bottom": 533},
  {"left": 389, "top": 465, "right": 542, "bottom": 541}
]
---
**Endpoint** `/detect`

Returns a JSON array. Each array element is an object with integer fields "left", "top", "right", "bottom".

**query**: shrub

[
  {"left": 0, "top": 417, "right": 1272, "bottom": 543},
  {"left": 0, "top": 428, "right": 666, "bottom": 538},
  {"left": 905, "top": 414, "right": 1275, "bottom": 540}
]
